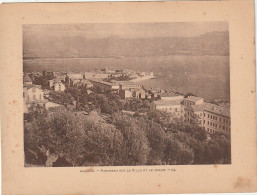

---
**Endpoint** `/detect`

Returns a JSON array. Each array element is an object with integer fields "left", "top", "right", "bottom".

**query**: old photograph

[{"left": 23, "top": 22, "right": 231, "bottom": 167}]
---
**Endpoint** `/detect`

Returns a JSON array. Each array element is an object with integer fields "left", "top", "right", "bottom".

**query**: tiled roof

[
  {"left": 203, "top": 103, "right": 230, "bottom": 117},
  {"left": 187, "top": 102, "right": 230, "bottom": 117}
]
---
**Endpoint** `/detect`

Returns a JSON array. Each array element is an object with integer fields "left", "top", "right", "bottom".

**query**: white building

[
  {"left": 184, "top": 96, "right": 204, "bottom": 106},
  {"left": 159, "top": 92, "right": 184, "bottom": 101},
  {"left": 150, "top": 100, "right": 183, "bottom": 118},
  {"left": 54, "top": 82, "right": 66, "bottom": 92}
]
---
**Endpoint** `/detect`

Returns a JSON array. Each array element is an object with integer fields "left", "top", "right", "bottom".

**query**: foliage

[
  {"left": 34, "top": 71, "right": 55, "bottom": 89},
  {"left": 25, "top": 96, "right": 231, "bottom": 166}
]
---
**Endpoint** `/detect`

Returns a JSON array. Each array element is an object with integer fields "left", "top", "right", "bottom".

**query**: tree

[{"left": 112, "top": 113, "right": 150, "bottom": 165}]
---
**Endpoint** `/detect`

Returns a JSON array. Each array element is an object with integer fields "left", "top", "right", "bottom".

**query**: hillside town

[{"left": 23, "top": 68, "right": 230, "bottom": 136}]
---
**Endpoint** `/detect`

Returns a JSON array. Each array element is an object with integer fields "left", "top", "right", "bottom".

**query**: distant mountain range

[{"left": 23, "top": 31, "right": 229, "bottom": 60}]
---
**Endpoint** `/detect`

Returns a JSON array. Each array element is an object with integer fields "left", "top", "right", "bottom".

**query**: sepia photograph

[{"left": 23, "top": 22, "right": 231, "bottom": 167}]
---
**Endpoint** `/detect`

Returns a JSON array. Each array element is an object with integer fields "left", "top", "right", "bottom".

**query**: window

[
  {"left": 223, "top": 119, "right": 225, "bottom": 123},
  {"left": 222, "top": 126, "right": 225, "bottom": 130},
  {"left": 210, "top": 122, "right": 212, "bottom": 126},
  {"left": 39, "top": 94, "right": 42, "bottom": 100},
  {"left": 33, "top": 94, "right": 36, "bottom": 100}
]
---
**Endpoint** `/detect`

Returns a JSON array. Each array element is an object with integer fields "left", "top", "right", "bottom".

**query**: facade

[
  {"left": 66, "top": 73, "right": 84, "bottom": 85},
  {"left": 119, "top": 89, "right": 133, "bottom": 99},
  {"left": 117, "top": 81, "right": 142, "bottom": 90},
  {"left": 184, "top": 102, "right": 230, "bottom": 134},
  {"left": 23, "top": 85, "right": 46, "bottom": 112},
  {"left": 150, "top": 100, "right": 183, "bottom": 118},
  {"left": 54, "top": 82, "right": 66, "bottom": 92},
  {"left": 133, "top": 88, "right": 146, "bottom": 99},
  {"left": 184, "top": 96, "right": 204, "bottom": 106},
  {"left": 71, "top": 79, "right": 93, "bottom": 88},
  {"left": 48, "top": 80, "right": 55, "bottom": 89},
  {"left": 160, "top": 92, "right": 184, "bottom": 101}
]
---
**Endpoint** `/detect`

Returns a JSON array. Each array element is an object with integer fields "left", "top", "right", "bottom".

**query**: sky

[{"left": 23, "top": 22, "right": 229, "bottom": 39}]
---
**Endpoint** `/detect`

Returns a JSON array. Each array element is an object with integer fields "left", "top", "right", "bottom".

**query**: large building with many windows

[{"left": 184, "top": 101, "right": 230, "bottom": 134}]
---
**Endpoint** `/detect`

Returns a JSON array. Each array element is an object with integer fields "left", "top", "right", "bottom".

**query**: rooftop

[
  {"left": 185, "top": 96, "right": 203, "bottom": 102},
  {"left": 154, "top": 100, "right": 182, "bottom": 106},
  {"left": 160, "top": 92, "right": 180, "bottom": 97},
  {"left": 188, "top": 102, "right": 230, "bottom": 117},
  {"left": 24, "top": 74, "right": 32, "bottom": 82}
]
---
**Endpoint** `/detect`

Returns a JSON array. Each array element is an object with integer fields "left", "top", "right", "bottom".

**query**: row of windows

[
  {"left": 204, "top": 113, "right": 230, "bottom": 124},
  {"left": 206, "top": 127, "right": 216, "bottom": 134},
  {"left": 27, "top": 94, "right": 42, "bottom": 101},
  {"left": 160, "top": 107, "right": 180, "bottom": 112},
  {"left": 185, "top": 101, "right": 193, "bottom": 106},
  {"left": 204, "top": 120, "right": 230, "bottom": 131},
  {"left": 187, "top": 111, "right": 193, "bottom": 116}
]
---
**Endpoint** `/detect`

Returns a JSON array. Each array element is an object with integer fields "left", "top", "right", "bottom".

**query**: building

[
  {"left": 48, "top": 80, "right": 55, "bottom": 89},
  {"left": 89, "top": 78, "right": 119, "bottom": 91},
  {"left": 23, "top": 85, "right": 46, "bottom": 112},
  {"left": 184, "top": 102, "right": 231, "bottom": 134},
  {"left": 184, "top": 96, "right": 204, "bottom": 106},
  {"left": 116, "top": 81, "right": 142, "bottom": 90},
  {"left": 71, "top": 79, "right": 93, "bottom": 88},
  {"left": 65, "top": 73, "right": 84, "bottom": 85},
  {"left": 23, "top": 74, "right": 33, "bottom": 86},
  {"left": 119, "top": 89, "right": 133, "bottom": 99},
  {"left": 150, "top": 100, "right": 183, "bottom": 118},
  {"left": 133, "top": 88, "right": 146, "bottom": 99},
  {"left": 159, "top": 92, "right": 184, "bottom": 101},
  {"left": 54, "top": 82, "right": 66, "bottom": 92}
]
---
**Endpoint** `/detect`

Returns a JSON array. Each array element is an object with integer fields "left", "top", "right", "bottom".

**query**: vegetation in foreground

[{"left": 24, "top": 104, "right": 231, "bottom": 167}]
